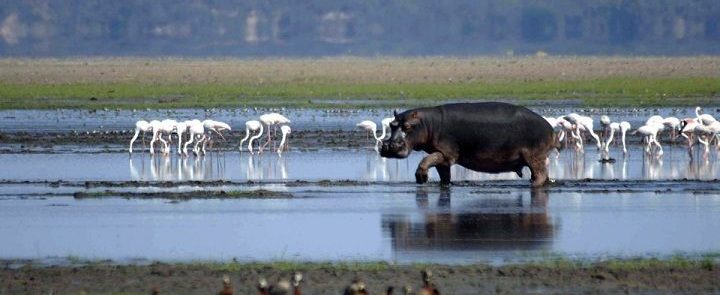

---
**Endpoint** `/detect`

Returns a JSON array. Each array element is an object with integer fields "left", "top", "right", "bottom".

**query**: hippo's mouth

[{"left": 379, "top": 139, "right": 411, "bottom": 159}]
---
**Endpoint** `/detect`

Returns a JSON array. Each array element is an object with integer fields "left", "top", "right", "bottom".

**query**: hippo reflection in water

[
  {"left": 383, "top": 188, "right": 554, "bottom": 253},
  {"left": 380, "top": 102, "right": 555, "bottom": 187}
]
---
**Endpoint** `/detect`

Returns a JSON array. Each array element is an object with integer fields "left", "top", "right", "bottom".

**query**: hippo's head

[{"left": 380, "top": 109, "right": 428, "bottom": 159}]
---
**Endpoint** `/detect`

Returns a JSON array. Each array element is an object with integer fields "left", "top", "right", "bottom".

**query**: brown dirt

[
  {"left": 1, "top": 261, "right": 717, "bottom": 295},
  {"left": 1, "top": 57, "right": 718, "bottom": 85}
]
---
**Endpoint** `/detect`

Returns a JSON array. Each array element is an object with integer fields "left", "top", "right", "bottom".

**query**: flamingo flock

[
  {"left": 129, "top": 107, "right": 719, "bottom": 161},
  {"left": 544, "top": 106, "right": 718, "bottom": 159},
  {"left": 129, "top": 119, "right": 231, "bottom": 156},
  {"left": 129, "top": 113, "right": 293, "bottom": 157}
]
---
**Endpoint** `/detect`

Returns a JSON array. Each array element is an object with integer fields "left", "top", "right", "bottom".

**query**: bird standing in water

[{"left": 356, "top": 120, "right": 382, "bottom": 152}]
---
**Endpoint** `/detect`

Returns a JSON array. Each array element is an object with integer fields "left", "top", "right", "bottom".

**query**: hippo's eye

[{"left": 401, "top": 123, "right": 412, "bottom": 132}]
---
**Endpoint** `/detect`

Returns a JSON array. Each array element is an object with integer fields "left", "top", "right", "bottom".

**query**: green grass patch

[{"left": 0, "top": 77, "right": 717, "bottom": 109}]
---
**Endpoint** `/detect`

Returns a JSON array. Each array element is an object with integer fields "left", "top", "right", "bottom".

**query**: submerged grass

[
  {"left": 0, "top": 77, "right": 718, "bottom": 109},
  {"left": 72, "top": 189, "right": 293, "bottom": 200}
]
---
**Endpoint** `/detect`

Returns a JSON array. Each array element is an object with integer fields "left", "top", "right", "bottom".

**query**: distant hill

[{"left": 1, "top": 0, "right": 719, "bottom": 56}]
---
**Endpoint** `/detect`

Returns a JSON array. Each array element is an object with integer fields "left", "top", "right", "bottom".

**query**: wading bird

[
  {"left": 175, "top": 120, "right": 189, "bottom": 155},
  {"left": 182, "top": 119, "right": 205, "bottom": 156},
  {"left": 600, "top": 115, "right": 611, "bottom": 145},
  {"left": 277, "top": 125, "right": 292, "bottom": 155},
  {"left": 635, "top": 124, "right": 663, "bottom": 156},
  {"left": 356, "top": 120, "right": 382, "bottom": 151},
  {"left": 619, "top": 121, "right": 631, "bottom": 154},
  {"left": 380, "top": 117, "right": 394, "bottom": 140},
  {"left": 150, "top": 119, "right": 177, "bottom": 155},
  {"left": 147, "top": 120, "right": 163, "bottom": 154},
  {"left": 695, "top": 106, "right": 717, "bottom": 126},
  {"left": 662, "top": 116, "right": 681, "bottom": 141},
  {"left": 260, "top": 113, "right": 291, "bottom": 150},
  {"left": 239, "top": 120, "right": 263, "bottom": 152},
  {"left": 247, "top": 122, "right": 265, "bottom": 155},
  {"left": 129, "top": 120, "right": 153, "bottom": 153},
  {"left": 563, "top": 113, "right": 602, "bottom": 150},
  {"left": 200, "top": 119, "right": 231, "bottom": 154}
]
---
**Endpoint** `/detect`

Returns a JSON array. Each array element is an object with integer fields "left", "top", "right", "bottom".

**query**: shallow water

[
  {"left": 1, "top": 184, "right": 719, "bottom": 264},
  {"left": 2, "top": 105, "right": 720, "bottom": 265},
  {"left": 0, "top": 146, "right": 719, "bottom": 182}
]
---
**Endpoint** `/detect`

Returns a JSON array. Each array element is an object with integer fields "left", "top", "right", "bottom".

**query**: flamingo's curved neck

[{"left": 372, "top": 127, "right": 381, "bottom": 141}]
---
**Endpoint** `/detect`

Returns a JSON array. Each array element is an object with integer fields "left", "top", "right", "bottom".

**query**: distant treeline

[{"left": 1, "top": 0, "right": 719, "bottom": 56}]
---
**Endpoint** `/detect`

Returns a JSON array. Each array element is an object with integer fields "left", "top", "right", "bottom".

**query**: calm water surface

[{"left": 1, "top": 185, "right": 719, "bottom": 264}]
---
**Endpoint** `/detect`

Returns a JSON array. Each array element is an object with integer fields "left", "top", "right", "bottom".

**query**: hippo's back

[{"left": 436, "top": 102, "right": 553, "bottom": 150}]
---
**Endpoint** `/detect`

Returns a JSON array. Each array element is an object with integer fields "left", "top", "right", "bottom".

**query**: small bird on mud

[
  {"left": 269, "top": 279, "right": 292, "bottom": 295},
  {"left": 403, "top": 285, "right": 414, "bottom": 295},
  {"left": 291, "top": 272, "right": 303, "bottom": 295},
  {"left": 257, "top": 278, "right": 270, "bottom": 295},
  {"left": 420, "top": 269, "right": 441, "bottom": 295},
  {"left": 218, "top": 275, "right": 234, "bottom": 295},
  {"left": 384, "top": 286, "right": 395, "bottom": 295},
  {"left": 344, "top": 278, "right": 370, "bottom": 295}
]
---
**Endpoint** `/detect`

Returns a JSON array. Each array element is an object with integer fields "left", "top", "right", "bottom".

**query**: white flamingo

[
  {"left": 680, "top": 118, "right": 700, "bottom": 149},
  {"left": 695, "top": 106, "right": 717, "bottom": 126},
  {"left": 247, "top": 122, "right": 265, "bottom": 155},
  {"left": 277, "top": 125, "right": 292, "bottom": 155},
  {"left": 129, "top": 120, "right": 153, "bottom": 154},
  {"left": 356, "top": 120, "right": 382, "bottom": 151},
  {"left": 147, "top": 120, "right": 163, "bottom": 154},
  {"left": 645, "top": 115, "right": 664, "bottom": 126},
  {"left": 635, "top": 124, "right": 663, "bottom": 156},
  {"left": 259, "top": 113, "right": 291, "bottom": 150},
  {"left": 556, "top": 116, "right": 573, "bottom": 146},
  {"left": 662, "top": 117, "right": 681, "bottom": 141},
  {"left": 200, "top": 119, "right": 231, "bottom": 154},
  {"left": 619, "top": 121, "right": 631, "bottom": 154},
  {"left": 604, "top": 121, "right": 631, "bottom": 154},
  {"left": 599, "top": 115, "right": 611, "bottom": 145},
  {"left": 150, "top": 119, "right": 177, "bottom": 155},
  {"left": 239, "top": 120, "right": 263, "bottom": 152},
  {"left": 380, "top": 117, "right": 394, "bottom": 140},
  {"left": 175, "top": 120, "right": 189, "bottom": 155},
  {"left": 182, "top": 119, "right": 204, "bottom": 156},
  {"left": 564, "top": 113, "right": 602, "bottom": 150}
]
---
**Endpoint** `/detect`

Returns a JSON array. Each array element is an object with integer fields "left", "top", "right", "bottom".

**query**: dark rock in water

[{"left": 599, "top": 158, "right": 616, "bottom": 163}]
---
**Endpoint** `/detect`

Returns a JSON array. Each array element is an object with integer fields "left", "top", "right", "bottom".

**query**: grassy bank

[
  {"left": 3, "top": 256, "right": 718, "bottom": 295},
  {"left": 0, "top": 57, "right": 718, "bottom": 109}
]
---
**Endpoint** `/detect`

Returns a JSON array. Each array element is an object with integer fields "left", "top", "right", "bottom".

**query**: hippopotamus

[{"left": 379, "top": 102, "right": 554, "bottom": 187}]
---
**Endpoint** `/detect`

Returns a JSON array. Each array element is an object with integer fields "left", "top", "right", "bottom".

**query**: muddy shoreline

[{"left": 1, "top": 259, "right": 718, "bottom": 294}]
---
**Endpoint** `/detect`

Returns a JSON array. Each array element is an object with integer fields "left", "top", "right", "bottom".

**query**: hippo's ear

[{"left": 393, "top": 109, "right": 398, "bottom": 118}]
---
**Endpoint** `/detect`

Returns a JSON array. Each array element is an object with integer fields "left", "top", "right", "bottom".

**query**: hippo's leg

[
  {"left": 436, "top": 164, "right": 451, "bottom": 186},
  {"left": 415, "top": 152, "right": 446, "bottom": 184},
  {"left": 523, "top": 149, "right": 550, "bottom": 187}
]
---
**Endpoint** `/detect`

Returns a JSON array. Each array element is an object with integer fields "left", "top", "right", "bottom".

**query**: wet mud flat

[
  {"left": 0, "top": 129, "right": 371, "bottom": 152},
  {"left": 1, "top": 259, "right": 718, "bottom": 295}
]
